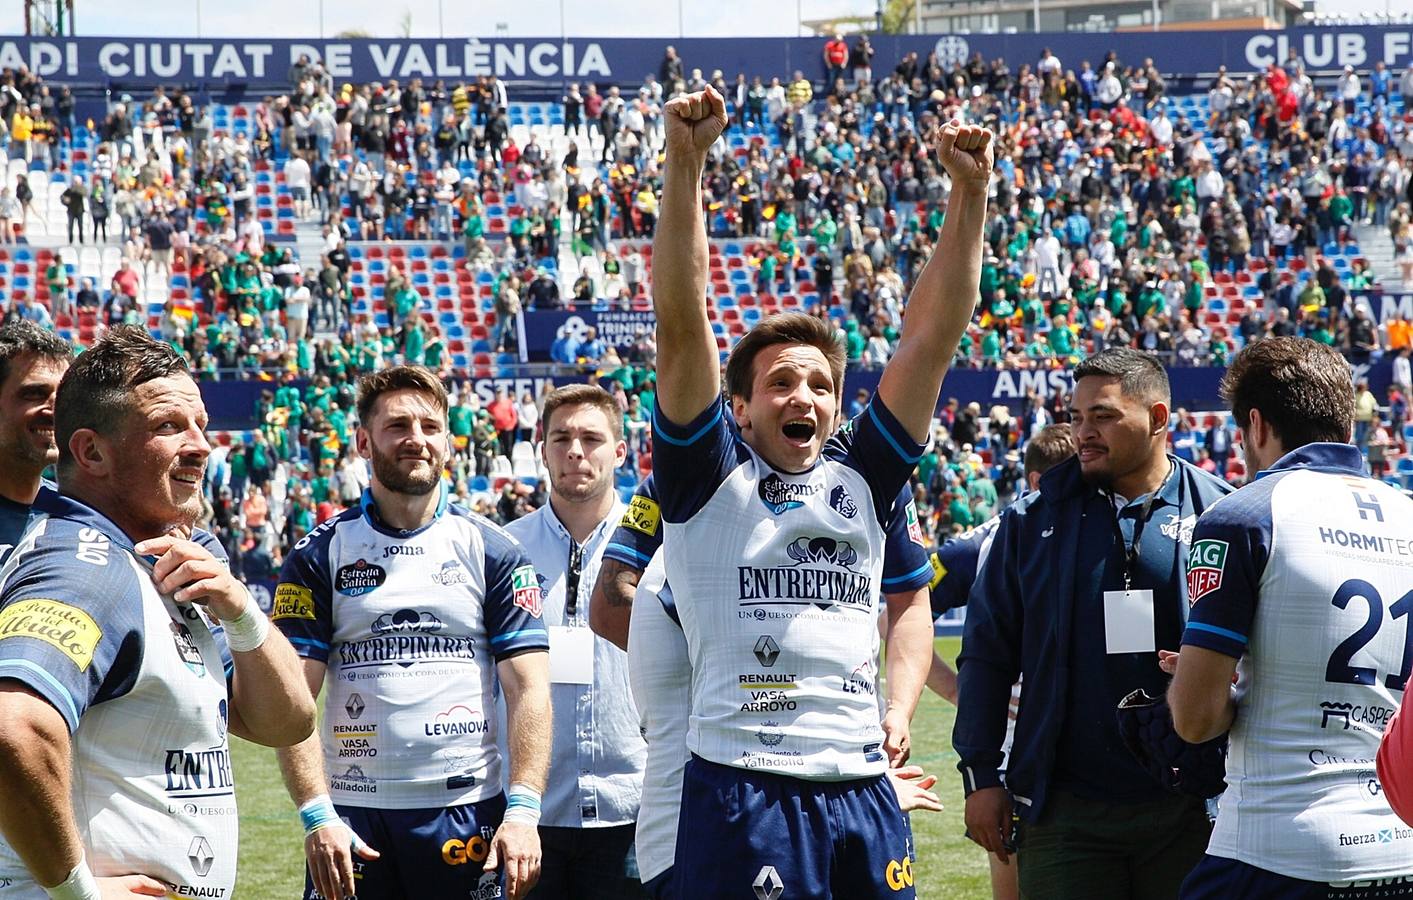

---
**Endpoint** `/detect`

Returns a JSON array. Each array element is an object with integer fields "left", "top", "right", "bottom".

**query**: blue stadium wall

[{"left": 1, "top": 28, "right": 1411, "bottom": 95}]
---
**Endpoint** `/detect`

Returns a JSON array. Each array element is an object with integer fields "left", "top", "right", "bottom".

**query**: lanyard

[
  {"left": 564, "top": 540, "right": 584, "bottom": 618},
  {"left": 1107, "top": 461, "right": 1171, "bottom": 592}
]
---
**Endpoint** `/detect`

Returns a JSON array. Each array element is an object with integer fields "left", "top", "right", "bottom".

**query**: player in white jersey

[
  {"left": 596, "top": 473, "right": 943, "bottom": 897},
  {"left": 0, "top": 327, "right": 315, "bottom": 899},
  {"left": 1169, "top": 337, "right": 1413, "bottom": 898},
  {"left": 273, "top": 366, "right": 551, "bottom": 900},
  {"left": 651, "top": 85, "right": 990, "bottom": 898},
  {"left": 0, "top": 322, "right": 70, "bottom": 568}
]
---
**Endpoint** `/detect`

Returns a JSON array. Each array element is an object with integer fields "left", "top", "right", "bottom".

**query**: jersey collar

[
  {"left": 1255, "top": 442, "right": 1367, "bottom": 479},
  {"left": 539, "top": 494, "right": 624, "bottom": 548},
  {"left": 34, "top": 489, "right": 142, "bottom": 553},
  {"left": 359, "top": 481, "right": 450, "bottom": 538}
]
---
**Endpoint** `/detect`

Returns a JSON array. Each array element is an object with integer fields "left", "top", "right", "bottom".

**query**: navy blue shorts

[
  {"left": 643, "top": 867, "right": 675, "bottom": 900},
  {"left": 304, "top": 794, "right": 507, "bottom": 900},
  {"left": 1181, "top": 854, "right": 1413, "bottom": 899},
  {"left": 672, "top": 755, "right": 915, "bottom": 900}
]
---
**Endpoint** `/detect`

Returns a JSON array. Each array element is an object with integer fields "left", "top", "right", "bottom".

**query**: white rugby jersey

[
  {"left": 0, "top": 492, "right": 237, "bottom": 899},
  {"left": 626, "top": 555, "right": 689, "bottom": 884},
  {"left": 1182, "top": 443, "right": 1413, "bottom": 882},
  {"left": 275, "top": 487, "right": 548, "bottom": 809},
  {"left": 652, "top": 395, "right": 927, "bottom": 780}
]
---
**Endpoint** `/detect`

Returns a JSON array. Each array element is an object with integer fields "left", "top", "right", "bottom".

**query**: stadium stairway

[
  {"left": 1353, "top": 220, "right": 1406, "bottom": 292},
  {"left": 293, "top": 216, "right": 334, "bottom": 336}
]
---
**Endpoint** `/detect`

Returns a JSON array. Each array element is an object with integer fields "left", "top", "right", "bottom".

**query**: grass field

[{"left": 231, "top": 637, "right": 991, "bottom": 898}]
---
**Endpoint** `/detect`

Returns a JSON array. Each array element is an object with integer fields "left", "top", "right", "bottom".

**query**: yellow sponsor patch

[
  {"left": 928, "top": 553, "right": 947, "bottom": 591},
  {"left": 0, "top": 598, "right": 102, "bottom": 671},
  {"left": 620, "top": 495, "right": 661, "bottom": 537},
  {"left": 272, "top": 583, "right": 316, "bottom": 620}
]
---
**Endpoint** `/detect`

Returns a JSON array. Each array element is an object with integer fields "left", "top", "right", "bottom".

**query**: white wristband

[
  {"left": 45, "top": 856, "right": 100, "bottom": 900},
  {"left": 502, "top": 782, "right": 542, "bottom": 827},
  {"left": 222, "top": 590, "right": 270, "bottom": 653}
]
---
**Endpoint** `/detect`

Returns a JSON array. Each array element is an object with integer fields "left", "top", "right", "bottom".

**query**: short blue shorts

[
  {"left": 672, "top": 755, "right": 915, "bottom": 900},
  {"left": 304, "top": 794, "right": 507, "bottom": 900},
  {"left": 1181, "top": 854, "right": 1413, "bottom": 900}
]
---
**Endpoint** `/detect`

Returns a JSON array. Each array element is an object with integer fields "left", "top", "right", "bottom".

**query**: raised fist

[
  {"left": 934, "top": 120, "right": 995, "bottom": 189},
  {"left": 663, "top": 86, "right": 728, "bottom": 160}
]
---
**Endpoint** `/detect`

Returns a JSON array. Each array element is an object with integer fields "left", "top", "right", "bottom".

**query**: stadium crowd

[{"left": 0, "top": 38, "right": 1408, "bottom": 573}]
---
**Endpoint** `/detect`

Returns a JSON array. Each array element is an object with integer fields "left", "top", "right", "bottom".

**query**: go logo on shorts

[
  {"left": 884, "top": 856, "right": 914, "bottom": 891},
  {"left": 442, "top": 835, "right": 491, "bottom": 866}
]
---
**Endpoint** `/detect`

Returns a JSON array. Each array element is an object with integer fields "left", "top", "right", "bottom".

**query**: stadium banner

[
  {"left": 197, "top": 356, "right": 1395, "bottom": 432},
  {"left": 3, "top": 28, "right": 1411, "bottom": 91},
  {"left": 1360, "top": 291, "right": 1413, "bottom": 325},
  {"left": 524, "top": 309, "right": 657, "bottom": 361}
]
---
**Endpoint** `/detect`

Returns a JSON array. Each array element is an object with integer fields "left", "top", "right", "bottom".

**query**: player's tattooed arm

[{"left": 588, "top": 559, "right": 642, "bottom": 652}]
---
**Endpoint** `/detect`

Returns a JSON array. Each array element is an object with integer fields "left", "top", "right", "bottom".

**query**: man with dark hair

[
  {"left": 957, "top": 347, "right": 1232, "bottom": 899},
  {"left": 0, "top": 326, "right": 315, "bottom": 899},
  {"left": 505, "top": 384, "right": 646, "bottom": 899},
  {"left": 1167, "top": 338, "right": 1413, "bottom": 898},
  {"left": 0, "top": 321, "right": 70, "bottom": 565},
  {"left": 274, "top": 365, "right": 551, "bottom": 900},
  {"left": 651, "top": 86, "right": 991, "bottom": 898},
  {"left": 587, "top": 469, "right": 940, "bottom": 898}
]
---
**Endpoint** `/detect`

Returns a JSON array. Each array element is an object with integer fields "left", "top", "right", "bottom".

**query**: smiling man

[
  {"left": 956, "top": 348, "right": 1231, "bottom": 899},
  {"left": 0, "top": 326, "right": 315, "bottom": 900},
  {"left": 0, "top": 321, "right": 70, "bottom": 565},
  {"left": 650, "top": 85, "right": 990, "bottom": 900},
  {"left": 273, "top": 365, "right": 551, "bottom": 900}
]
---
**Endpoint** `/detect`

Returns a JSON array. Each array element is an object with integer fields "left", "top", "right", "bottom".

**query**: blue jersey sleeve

[
  {"left": 881, "top": 487, "right": 933, "bottom": 595},
  {"left": 603, "top": 475, "right": 661, "bottom": 570},
  {"left": 479, "top": 522, "right": 550, "bottom": 661},
  {"left": 0, "top": 524, "right": 146, "bottom": 733},
  {"left": 1181, "top": 483, "right": 1274, "bottom": 659},
  {"left": 930, "top": 531, "right": 986, "bottom": 616},
  {"left": 651, "top": 395, "right": 746, "bottom": 524},
  {"left": 826, "top": 396, "right": 929, "bottom": 529},
  {"left": 271, "top": 517, "right": 340, "bottom": 664}
]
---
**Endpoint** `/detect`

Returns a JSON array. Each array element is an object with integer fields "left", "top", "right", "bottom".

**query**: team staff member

[
  {"left": 0, "top": 327, "right": 314, "bottom": 899},
  {"left": 505, "top": 385, "right": 646, "bottom": 899},
  {"left": 274, "top": 366, "right": 551, "bottom": 900},
  {"left": 1169, "top": 338, "right": 1413, "bottom": 898},
  {"left": 930, "top": 423, "right": 1075, "bottom": 900},
  {"left": 651, "top": 85, "right": 988, "bottom": 898},
  {"left": 0, "top": 322, "right": 70, "bottom": 563},
  {"left": 957, "top": 348, "right": 1232, "bottom": 899}
]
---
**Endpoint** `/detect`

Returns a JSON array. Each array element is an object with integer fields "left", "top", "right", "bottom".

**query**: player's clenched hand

[
  {"left": 964, "top": 786, "right": 1013, "bottom": 864},
  {"left": 97, "top": 874, "right": 168, "bottom": 897},
  {"left": 306, "top": 824, "right": 380, "bottom": 900},
  {"left": 663, "top": 85, "right": 727, "bottom": 160},
  {"left": 888, "top": 765, "right": 943, "bottom": 813},
  {"left": 881, "top": 707, "right": 912, "bottom": 767},
  {"left": 135, "top": 536, "right": 248, "bottom": 622},
  {"left": 933, "top": 120, "right": 994, "bottom": 190},
  {"left": 485, "top": 821, "right": 540, "bottom": 900},
  {"left": 1158, "top": 649, "right": 1180, "bottom": 675}
]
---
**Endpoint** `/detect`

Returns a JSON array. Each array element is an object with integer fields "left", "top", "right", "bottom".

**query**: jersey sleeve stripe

[
  {"left": 288, "top": 636, "right": 331, "bottom": 650},
  {"left": 604, "top": 542, "right": 653, "bottom": 566},
  {"left": 0, "top": 659, "right": 80, "bottom": 729},
  {"left": 883, "top": 560, "right": 933, "bottom": 588},
  {"left": 867, "top": 403, "right": 924, "bottom": 464},
  {"left": 651, "top": 403, "right": 723, "bottom": 446},
  {"left": 489, "top": 627, "right": 549, "bottom": 646},
  {"left": 1184, "top": 621, "right": 1248, "bottom": 645}
]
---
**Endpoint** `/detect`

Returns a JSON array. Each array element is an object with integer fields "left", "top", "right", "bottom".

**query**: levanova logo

[{"left": 759, "top": 473, "right": 819, "bottom": 515}]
